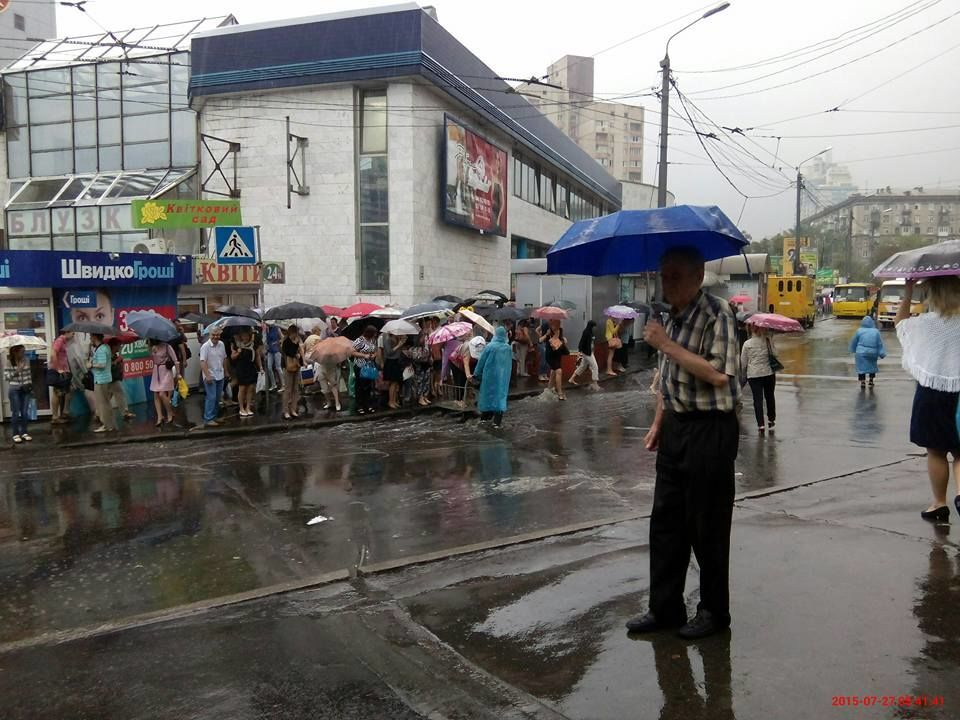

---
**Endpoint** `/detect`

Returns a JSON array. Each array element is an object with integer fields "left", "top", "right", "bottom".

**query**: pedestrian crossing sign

[{"left": 215, "top": 226, "right": 257, "bottom": 265}]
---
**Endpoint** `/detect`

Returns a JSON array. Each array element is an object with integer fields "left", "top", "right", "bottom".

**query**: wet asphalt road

[
  {"left": 0, "top": 318, "right": 914, "bottom": 644},
  {"left": 1, "top": 316, "right": 944, "bottom": 719}
]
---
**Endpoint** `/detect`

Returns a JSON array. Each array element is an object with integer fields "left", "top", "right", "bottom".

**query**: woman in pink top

[
  {"left": 49, "top": 330, "right": 74, "bottom": 423},
  {"left": 149, "top": 339, "right": 179, "bottom": 427}
]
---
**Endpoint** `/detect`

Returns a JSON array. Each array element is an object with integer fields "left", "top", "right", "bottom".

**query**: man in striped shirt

[{"left": 627, "top": 246, "right": 741, "bottom": 640}]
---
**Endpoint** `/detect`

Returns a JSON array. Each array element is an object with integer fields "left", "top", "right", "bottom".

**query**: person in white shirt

[
  {"left": 739, "top": 325, "right": 777, "bottom": 434},
  {"left": 199, "top": 329, "right": 227, "bottom": 427}
]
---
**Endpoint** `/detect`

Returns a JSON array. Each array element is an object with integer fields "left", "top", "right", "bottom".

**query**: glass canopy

[{"left": 5, "top": 168, "right": 197, "bottom": 209}]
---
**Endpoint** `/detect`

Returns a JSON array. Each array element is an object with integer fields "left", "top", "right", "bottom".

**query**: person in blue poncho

[
  {"left": 849, "top": 316, "right": 886, "bottom": 389},
  {"left": 474, "top": 326, "right": 513, "bottom": 426}
]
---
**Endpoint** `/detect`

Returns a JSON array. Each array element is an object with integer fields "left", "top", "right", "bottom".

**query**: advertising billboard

[{"left": 443, "top": 115, "right": 507, "bottom": 237}]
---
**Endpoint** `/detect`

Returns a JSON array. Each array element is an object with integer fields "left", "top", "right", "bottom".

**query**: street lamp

[
  {"left": 793, "top": 146, "right": 831, "bottom": 275},
  {"left": 656, "top": 2, "right": 730, "bottom": 208}
]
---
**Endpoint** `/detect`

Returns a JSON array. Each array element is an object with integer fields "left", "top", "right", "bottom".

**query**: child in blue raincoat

[
  {"left": 474, "top": 326, "right": 513, "bottom": 426},
  {"left": 849, "top": 316, "right": 886, "bottom": 388}
]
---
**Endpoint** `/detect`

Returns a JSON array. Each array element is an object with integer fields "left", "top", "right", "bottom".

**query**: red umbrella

[
  {"left": 532, "top": 306, "right": 570, "bottom": 320},
  {"left": 107, "top": 331, "right": 140, "bottom": 345},
  {"left": 321, "top": 305, "right": 343, "bottom": 317},
  {"left": 341, "top": 302, "right": 383, "bottom": 319},
  {"left": 746, "top": 313, "right": 804, "bottom": 333}
]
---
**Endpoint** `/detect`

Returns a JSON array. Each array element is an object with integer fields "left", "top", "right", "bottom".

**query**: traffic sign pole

[{"left": 256, "top": 225, "right": 264, "bottom": 313}]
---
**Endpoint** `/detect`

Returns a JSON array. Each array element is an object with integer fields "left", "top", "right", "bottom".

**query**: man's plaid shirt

[{"left": 658, "top": 290, "right": 741, "bottom": 413}]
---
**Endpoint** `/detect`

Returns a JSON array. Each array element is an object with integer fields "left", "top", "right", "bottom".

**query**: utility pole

[{"left": 794, "top": 172, "right": 802, "bottom": 276}]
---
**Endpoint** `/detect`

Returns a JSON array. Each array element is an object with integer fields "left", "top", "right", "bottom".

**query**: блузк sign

[{"left": 131, "top": 200, "right": 243, "bottom": 229}]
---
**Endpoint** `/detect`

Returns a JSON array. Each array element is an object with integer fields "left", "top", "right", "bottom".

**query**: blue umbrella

[
  {"left": 546, "top": 205, "right": 748, "bottom": 276},
  {"left": 124, "top": 310, "right": 180, "bottom": 343}
]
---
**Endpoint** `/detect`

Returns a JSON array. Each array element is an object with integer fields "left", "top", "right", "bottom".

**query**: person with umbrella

[
  {"left": 107, "top": 337, "right": 135, "bottom": 422},
  {"left": 539, "top": 318, "right": 568, "bottom": 401},
  {"left": 149, "top": 337, "right": 180, "bottom": 427},
  {"left": 740, "top": 324, "right": 778, "bottom": 434},
  {"left": 605, "top": 316, "right": 624, "bottom": 376},
  {"left": 351, "top": 325, "right": 380, "bottom": 415},
  {"left": 89, "top": 333, "right": 118, "bottom": 434},
  {"left": 281, "top": 324, "right": 305, "bottom": 419},
  {"left": 513, "top": 319, "right": 532, "bottom": 378},
  {"left": 628, "top": 246, "right": 741, "bottom": 640},
  {"left": 264, "top": 322, "right": 284, "bottom": 393},
  {"left": 231, "top": 328, "right": 261, "bottom": 418},
  {"left": 380, "top": 329, "right": 408, "bottom": 411},
  {"left": 474, "top": 326, "right": 513, "bottom": 427},
  {"left": 895, "top": 277, "right": 960, "bottom": 522},
  {"left": 4, "top": 343, "right": 34, "bottom": 443},
  {"left": 199, "top": 328, "right": 227, "bottom": 427}
]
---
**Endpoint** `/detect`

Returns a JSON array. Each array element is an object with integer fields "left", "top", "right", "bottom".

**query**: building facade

[
  {"left": 0, "top": 0, "right": 56, "bottom": 70},
  {"left": 800, "top": 150, "right": 857, "bottom": 218},
  {"left": 190, "top": 4, "right": 621, "bottom": 308},
  {"left": 807, "top": 187, "right": 960, "bottom": 261},
  {"left": 517, "top": 55, "right": 645, "bottom": 184}
]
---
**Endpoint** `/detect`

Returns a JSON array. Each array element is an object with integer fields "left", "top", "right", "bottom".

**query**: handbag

[
  {"left": 766, "top": 339, "right": 785, "bottom": 373},
  {"left": 285, "top": 354, "right": 301, "bottom": 373},
  {"left": 608, "top": 337, "right": 623, "bottom": 349},
  {"left": 402, "top": 365, "right": 415, "bottom": 381},
  {"left": 360, "top": 364, "right": 379, "bottom": 381},
  {"left": 255, "top": 371, "right": 266, "bottom": 394}
]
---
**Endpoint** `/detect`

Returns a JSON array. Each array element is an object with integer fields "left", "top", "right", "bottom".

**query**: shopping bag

[
  {"left": 177, "top": 376, "right": 189, "bottom": 399},
  {"left": 255, "top": 371, "right": 266, "bottom": 394},
  {"left": 26, "top": 397, "right": 38, "bottom": 421}
]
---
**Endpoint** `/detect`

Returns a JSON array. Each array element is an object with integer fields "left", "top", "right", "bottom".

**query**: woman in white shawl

[{"left": 896, "top": 277, "right": 960, "bottom": 522}]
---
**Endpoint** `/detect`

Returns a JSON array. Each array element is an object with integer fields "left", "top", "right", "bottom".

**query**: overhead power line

[{"left": 689, "top": 7, "right": 960, "bottom": 100}]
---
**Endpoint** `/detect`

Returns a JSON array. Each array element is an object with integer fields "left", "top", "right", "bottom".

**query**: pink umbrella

[
  {"left": 308, "top": 336, "right": 355, "bottom": 364},
  {"left": 746, "top": 313, "right": 804, "bottom": 333},
  {"left": 428, "top": 321, "right": 473, "bottom": 345},
  {"left": 604, "top": 305, "right": 640, "bottom": 320},
  {"left": 729, "top": 294, "right": 753, "bottom": 305},
  {"left": 532, "top": 306, "right": 570, "bottom": 320}
]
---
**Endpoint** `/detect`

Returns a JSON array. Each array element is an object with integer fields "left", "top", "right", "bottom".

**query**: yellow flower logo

[{"left": 140, "top": 201, "right": 167, "bottom": 225}]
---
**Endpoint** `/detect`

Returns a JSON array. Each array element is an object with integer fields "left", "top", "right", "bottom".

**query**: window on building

[
  {"left": 5, "top": 52, "right": 194, "bottom": 179},
  {"left": 14, "top": 14, "right": 24, "bottom": 31},
  {"left": 357, "top": 89, "right": 389, "bottom": 292}
]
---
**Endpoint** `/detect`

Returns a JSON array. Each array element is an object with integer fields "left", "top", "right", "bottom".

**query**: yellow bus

[
  {"left": 877, "top": 279, "right": 925, "bottom": 328},
  {"left": 833, "top": 283, "right": 875, "bottom": 319},
  {"left": 766, "top": 275, "right": 816, "bottom": 328}
]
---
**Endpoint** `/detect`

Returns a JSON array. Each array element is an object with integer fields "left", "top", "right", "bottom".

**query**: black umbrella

[
  {"left": 216, "top": 304, "right": 261, "bottom": 320},
  {"left": 476, "top": 289, "right": 508, "bottom": 301},
  {"left": 546, "top": 299, "right": 578, "bottom": 310},
  {"left": 433, "top": 294, "right": 463, "bottom": 305},
  {"left": 401, "top": 302, "right": 454, "bottom": 321},
  {"left": 125, "top": 311, "right": 180, "bottom": 343},
  {"left": 340, "top": 316, "right": 385, "bottom": 341},
  {"left": 179, "top": 312, "right": 219, "bottom": 325},
  {"left": 471, "top": 303, "right": 499, "bottom": 318},
  {"left": 62, "top": 321, "right": 120, "bottom": 335},
  {"left": 651, "top": 301, "right": 671, "bottom": 315},
  {"left": 491, "top": 306, "right": 529, "bottom": 322},
  {"left": 202, "top": 315, "right": 259, "bottom": 335},
  {"left": 263, "top": 302, "right": 328, "bottom": 321},
  {"left": 625, "top": 302, "right": 651, "bottom": 314}
]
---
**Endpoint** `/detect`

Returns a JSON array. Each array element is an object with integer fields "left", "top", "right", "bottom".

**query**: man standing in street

[
  {"left": 199, "top": 328, "right": 227, "bottom": 427},
  {"left": 627, "top": 246, "right": 741, "bottom": 640},
  {"left": 89, "top": 333, "right": 117, "bottom": 434},
  {"left": 264, "top": 322, "right": 283, "bottom": 393}
]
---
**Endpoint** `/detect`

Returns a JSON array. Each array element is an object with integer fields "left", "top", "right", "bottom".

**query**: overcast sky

[{"left": 55, "top": 0, "right": 960, "bottom": 239}]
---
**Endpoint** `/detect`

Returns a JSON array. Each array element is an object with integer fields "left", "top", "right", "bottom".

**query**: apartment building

[{"left": 517, "top": 55, "right": 645, "bottom": 184}]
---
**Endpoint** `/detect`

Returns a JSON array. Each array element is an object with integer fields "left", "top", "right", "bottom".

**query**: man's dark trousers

[{"left": 650, "top": 409, "right": 740, "bottom": 624}]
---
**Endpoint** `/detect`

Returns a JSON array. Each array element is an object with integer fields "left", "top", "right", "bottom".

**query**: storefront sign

[
  {"left": 0, "top": 250, "right": 193, "bottom": 288},
  {"left": 263, "top": 261, "right": 285, "bottom": 284},
  {"left": 194, "top": 259, "right": 286, "bottom": 285},
  {"left": 442, "top": 114, "right": 507, "bottom": 237},
  {"left": 131, "top": 200, "right": 242, "bottom": 229},
  {"left": 7, "top": 206, "right": 134, "bottom": 237}
]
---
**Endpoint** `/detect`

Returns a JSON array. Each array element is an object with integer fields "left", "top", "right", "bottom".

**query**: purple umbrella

[
  {"left": 604, "top": 305, "right": 641, "bottom": 320},
  {"left": 873, "top": 239, "right": 960, "bottom": 279}
]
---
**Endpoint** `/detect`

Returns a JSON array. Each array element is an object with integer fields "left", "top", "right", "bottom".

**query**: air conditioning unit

[{"left": 131, "top": 237, "right": 170, "bottom": 254}]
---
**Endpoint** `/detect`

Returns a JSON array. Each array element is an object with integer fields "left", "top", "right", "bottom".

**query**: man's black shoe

[
  {"left": 625, "top": 612, "right": 686, "bottom": 634},
  {"left": 676, "top": 610, "right": 729, "bottom": 640}
]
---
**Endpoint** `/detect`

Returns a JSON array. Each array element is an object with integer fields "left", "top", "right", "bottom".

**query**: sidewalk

[{"left": 1, "top": 356, "right": 654, "bottom": 451}]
